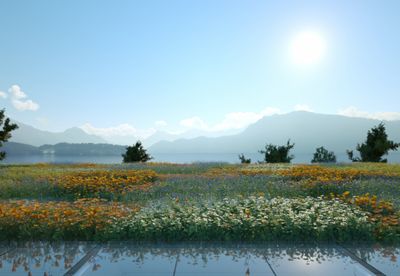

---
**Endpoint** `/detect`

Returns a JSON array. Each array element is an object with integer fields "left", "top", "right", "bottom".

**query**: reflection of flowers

[
  {"left": 0, "top": 242, "right": 94, "bottom": 275},
  {"left": 92, "top": 243, "right": 357, "bottom": 265},
  {"left": 92, "top": 263, "right": 101, "bottom": 271},
  {"left": 1, "top": 242, "right": 399, "bottom": 275},
  {"left": 355, "top": 244, "right": 400, "bottom": 264}
]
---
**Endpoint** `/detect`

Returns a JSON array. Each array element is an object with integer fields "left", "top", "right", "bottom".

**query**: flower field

[{"left": 0, "top": 162, "right": 399, "bottom": 242}]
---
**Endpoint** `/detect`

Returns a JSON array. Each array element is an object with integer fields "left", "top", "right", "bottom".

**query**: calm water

[
  {"left": 0, "top": 242, "right": 398, "bottom": 275},
  {"left": 2, "top": 152, "right": 400, "bottom": 164}
]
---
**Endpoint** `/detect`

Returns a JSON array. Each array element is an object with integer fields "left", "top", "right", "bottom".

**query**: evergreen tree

[
  {"left": 0, "top": 109, "right": 18, "bottom": 161},
  {"left": 347, "top": 123, "right": 399, "bottom": 162},
  {"left": 122, "top": 141, "right": 152, "bottom": 163},
  {"left": 311, "top": 146, "right": 336, "bottom": 163},
  {"left": 259, "top": 139, "right": 295, "bottom": 163}
]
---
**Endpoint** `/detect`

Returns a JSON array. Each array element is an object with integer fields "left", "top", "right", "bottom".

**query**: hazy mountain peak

[
  {"left": 9, "top": 121, "right": 106, "bottom": 146},
  {"left": 149, "top": 112, "right": 400, "bottom": 158},
  {"left": 64, "top": 127, "right": 85, "bottom": 133}
]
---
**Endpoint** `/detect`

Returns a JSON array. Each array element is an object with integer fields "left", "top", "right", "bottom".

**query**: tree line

[
  {"left": 121, "top": 122, "right": 399, "bottom": 164},
  {"left": 239, "top": 123, "right": 399, "bottom": 164}
]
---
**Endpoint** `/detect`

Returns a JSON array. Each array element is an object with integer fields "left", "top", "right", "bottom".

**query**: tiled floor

[
  {"left": 0, "top": 242, "right": 95, "bottom": 276},
  {"left": 352, "top": 246, "right": 400, "bottom": 276},
  {"left": 0, "top": 242, "right": 398, "bottom": 276}
]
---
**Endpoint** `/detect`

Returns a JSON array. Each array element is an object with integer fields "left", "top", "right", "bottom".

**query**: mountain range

[
  {"left": 10, "top": 121, "right": 106, "bottom": 146},
  {"left": 148, "top": 111, "right": 400, "bottom": 157},
  {"left": 8, "top": 120, "right": 243, "bottom": 148},
  {"left": 3, "top": 112, "right": 400, "bottom": 161}
]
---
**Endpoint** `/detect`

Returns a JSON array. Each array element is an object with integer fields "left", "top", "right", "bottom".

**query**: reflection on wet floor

[
  {"left": 353, "top": 246, "right": 400, "bottom": 275},
  {"left": 0, "top": 242, "right": 398, "bottom": 275}
]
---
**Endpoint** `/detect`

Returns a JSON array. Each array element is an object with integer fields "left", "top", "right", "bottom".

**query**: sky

[{"left": 1, "top": 0, "right": 399, "bottom": 140}]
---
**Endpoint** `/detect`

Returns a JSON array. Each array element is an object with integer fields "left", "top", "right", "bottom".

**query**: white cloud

[
  {"left": 0, "top": 91, "right": 7, "bottom": 99},
  {"left": 211, "top": 107, "right": 281, "bottom": 131},
  {"left": 12, "top": 99, "right": 40, "bottom": 111},
  {"left": 338, "top": 106, "right": 400, "bottom": 121},
  {"left": 9, "top": 85, "right": 27, "bottom": 100},
  {"left": 180, "top": 107, "right": 282, "bottom": 132},
  {"left": 180, "top": 116, "right": 209, "bottom": 130},
  {"left": 8, "top": 85, "right": 39, "bottom": 111},
  {"left": 80, "top": 123, "right": 156, "bottom": 139},
  {"left": 83, "top": 108, "right": 275, "bottom": 144},
  {"left": 294, "top": 104, "right": 313, "bottom": 112},
  {"left": 155, "top": 120, "right": 168, "bottom": 128}
]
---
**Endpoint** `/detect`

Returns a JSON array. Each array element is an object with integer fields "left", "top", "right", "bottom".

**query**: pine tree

[
  {"left": 122, "top": 141, "right": 152, "bottom": 163},
  {"left": 347, "top": 123, "right": 399, "bottom": 162},
  {"left": 259, "top": 140, "right": 295, "bottom": 163},
  {"left": 0, "top": 109, "right": 19, "bottom": 160},
  {"left": 311, "top": 146, "right": 336, "bottom": 163}
]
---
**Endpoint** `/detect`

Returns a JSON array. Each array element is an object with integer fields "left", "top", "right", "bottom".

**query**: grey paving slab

[
  {"left": 267, "top": 246, "right": 374, "bottom": 276},
  {"left": 0, "top": 244, "right": 12, "bottom": 256},
  {"left": 80, "top": 247, "right": 177, "bottom": 276},
  {"left": 350, "top": 246, "right": 400, "bottom": 276},
  {"left": 0, "top": 243, "right": 397, "bottom": 276},
  {"left": 175, "top": 253, "right": 275, "bottom": 276},
  {"left": 0, "top": 242, "right": 94, "bottom": 276}
]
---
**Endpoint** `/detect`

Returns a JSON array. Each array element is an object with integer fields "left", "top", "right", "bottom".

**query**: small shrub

[{"left": 238, "top": 154, "right": 251, "bottom": 164}]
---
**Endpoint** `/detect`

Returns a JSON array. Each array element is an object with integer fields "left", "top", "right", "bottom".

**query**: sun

[{"left": 290, "top": 31, "right": 326, "bottom": 65}]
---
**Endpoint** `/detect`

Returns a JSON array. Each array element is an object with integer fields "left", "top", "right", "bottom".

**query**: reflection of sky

[
  {"left": 0, "top": 242, "right": 398, "bottom": 275},
  {"left": 354, "top": 246, "right": 400, "bottom": 275},
  {"left": 270, "top": 249, "right": 369, "bottom": 276}
]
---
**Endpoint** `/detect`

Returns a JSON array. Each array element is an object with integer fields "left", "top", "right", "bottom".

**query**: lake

[{"left": 2, "top": 152, "right": 400, "bottom": 164}]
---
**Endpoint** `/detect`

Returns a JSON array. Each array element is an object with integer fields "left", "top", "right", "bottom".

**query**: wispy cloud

[
  {"left": 79, "top": 104, "right": 323, "bottom": 143},
  {"left": 155, "top": 120, "right": 168, "bottom": 128},
  {"left": 8, "top": 85, "right": 39, "bottom": 111},
  {"left": 338, "top": 106, "right": 400, "bottom": 121},
  {"left": 180, "top": 116, "right": 208, "bottom": 130},
  {"left": 81, "top": 107, "right": 282, "bottom": 142},
  {"left": 179, "top": 107, "right": 282, "bottom": 132},
  {"left": 80, "top": 123, "right": 156, "bottom": 140},
  {"left": 0, "top": 91, "right": 7, "bottom": 99}
]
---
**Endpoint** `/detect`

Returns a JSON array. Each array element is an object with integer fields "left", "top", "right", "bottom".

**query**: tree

[
  {"left": 0, "top": 109, "right": 18, "bottom": 160},
  {"left": 238, "top": 153, "right": 251, "bottom": 164},
  {"left": 347, "top": 123, "right": 399, "bottom": 163},
  {"left": 259, "top": 139, "right": 295, "bottom": 163},
  {"left": 122, "top": 141, "right": 152, "bottom": 163},
  {"left": 311, "top": 146, "right": 336, "bottom": 163}
]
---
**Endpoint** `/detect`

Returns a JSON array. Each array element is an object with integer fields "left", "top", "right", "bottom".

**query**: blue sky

[{"left": 1, "top": 0, "right": 399, "bottom": 139}]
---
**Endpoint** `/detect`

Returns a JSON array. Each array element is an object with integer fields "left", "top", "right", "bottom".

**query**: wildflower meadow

[{"left": 0, "top": 162, "right": 399, "bottom": 242}]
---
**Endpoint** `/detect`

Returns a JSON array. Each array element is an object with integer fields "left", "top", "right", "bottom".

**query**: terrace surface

[{"left": 0, "top": 242, "right": 399, "bottom": 275}]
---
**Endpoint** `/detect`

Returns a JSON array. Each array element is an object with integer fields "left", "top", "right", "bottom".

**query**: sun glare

[{"left": 290, "top": 31, "right": 326, "bottom": 66}]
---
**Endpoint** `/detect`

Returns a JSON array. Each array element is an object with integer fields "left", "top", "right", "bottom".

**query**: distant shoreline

[{"left": 2, "top": 152, "right": 400, "bottom": 165}]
